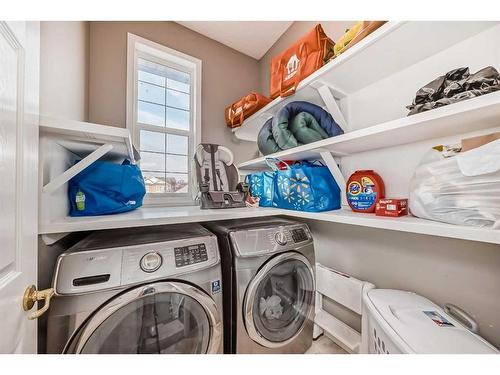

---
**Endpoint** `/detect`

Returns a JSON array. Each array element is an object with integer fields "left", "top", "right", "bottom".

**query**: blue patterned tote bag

[{"left": 271, "top": 160, "right": 341, "bottom": 212}]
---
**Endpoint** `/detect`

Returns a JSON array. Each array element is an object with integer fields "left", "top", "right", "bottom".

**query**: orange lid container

[{"left": 346, "top": 170, "right": 385, "bottom": 213}]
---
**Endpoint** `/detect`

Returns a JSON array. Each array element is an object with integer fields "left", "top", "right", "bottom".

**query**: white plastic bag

[{"left": 409, "top": 139, "right": 500, "bottom": 228}]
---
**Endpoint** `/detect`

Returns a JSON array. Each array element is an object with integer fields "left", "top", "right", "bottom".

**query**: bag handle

[
  {"left": 265, "top": 157, "right": 291, "bottom": 171},
  {"left": 230, "top": 94, "right": 254, "bottom": 127},
  {"left": 230, "top": 101, "right": 245, "bottom": 127},
  {"left": 279, "top": 43, "right": 308, "bottom": 98}
]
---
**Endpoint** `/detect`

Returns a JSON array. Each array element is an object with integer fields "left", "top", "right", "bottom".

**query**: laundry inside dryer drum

[
  {"left": 253, "top": 258, "right": 314, "bottom": 343},
  {"left": 79, "top": 292, "right": 211, "bottom": 354}
]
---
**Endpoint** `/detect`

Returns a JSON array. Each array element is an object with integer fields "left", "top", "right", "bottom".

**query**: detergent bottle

[{"left": 346, "top": 170, "right": 385, "bottom": 213}]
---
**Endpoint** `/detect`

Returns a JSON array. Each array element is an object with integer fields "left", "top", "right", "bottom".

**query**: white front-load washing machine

[
  {"left": 205, "top": 218, "right": 315, "bottom": 354},
  {"left": 46, "top": 224, "right": 223, "bottom": 354}
]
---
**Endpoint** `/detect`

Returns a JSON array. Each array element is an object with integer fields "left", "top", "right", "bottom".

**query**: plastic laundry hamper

[{"left": 360, "top": 289, "right": 499, "bottom": 354}]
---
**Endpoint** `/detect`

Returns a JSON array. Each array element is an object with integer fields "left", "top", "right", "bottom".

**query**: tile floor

[{"left": 305, "top": 335, "right": 347, "bottom": 354}]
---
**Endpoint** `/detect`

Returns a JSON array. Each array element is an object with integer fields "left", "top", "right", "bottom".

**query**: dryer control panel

[{"left": 229, "top": 223, "right": 313, "bottom": 258}]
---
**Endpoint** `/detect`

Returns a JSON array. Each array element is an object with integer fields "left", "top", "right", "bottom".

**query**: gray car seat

[{"left": 194, "top": 144, "right": 248, "bottom": 209}]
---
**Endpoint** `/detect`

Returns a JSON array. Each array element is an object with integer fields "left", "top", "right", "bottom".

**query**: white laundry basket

[{"left": 361, "top": 289, "right": 498, "bottom": 354}]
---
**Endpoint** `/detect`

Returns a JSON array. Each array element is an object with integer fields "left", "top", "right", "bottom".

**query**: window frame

[{"left": 126, "top": 33, "right": 202, "bottom": 206}]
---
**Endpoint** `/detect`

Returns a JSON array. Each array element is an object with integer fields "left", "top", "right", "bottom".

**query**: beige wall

[
  {"left": 40, "top": 21, "right": 89, "bottom": 121},
  {"left": 88, "top": 21, "right": 261, "bottom": 164},
  {"left": 258, "top": 21, "right": 355, "bottom": 94}
]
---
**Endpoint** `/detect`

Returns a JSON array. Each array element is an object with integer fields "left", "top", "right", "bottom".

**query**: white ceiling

[{"left": 176, "top": 21, "right": 293, "bottom": 60}]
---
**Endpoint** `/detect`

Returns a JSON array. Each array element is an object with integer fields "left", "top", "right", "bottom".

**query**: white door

[{"left": 0, "top": 21, "right": 40, "bottom": 353}]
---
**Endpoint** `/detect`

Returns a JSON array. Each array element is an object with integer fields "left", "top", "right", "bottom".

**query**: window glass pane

[
  {"left": 167, "top": 90, "right": 190, "bottom": 110},
  {"left": 138, "top": 70, "right": 165, "bottom": 87},
  {"left": 166, "top": 173, "right": 189, "bottom": 194},
  {"left": 167, "top": 68, "right": 190, "bottom": 85},
  {"left": 140, "top": 130, "right": 165, "bottom": 153},
  {"left": 140, "top": 152, "right": 165, "bottom": 172},
  {"left": 167, "top": 78, "right": 190, "bottom": 94},
  {"left": 138, "top": 81, "right": 165, "bottom": 105},
  {"left": 167, "top": 154, "right": 188, "bottom": 173},
  {"left": 167, "top": 134, "right": 188, "bottom": 155},
  {"left": 143, "top": 172, "right": 166, "bottom": 194},
  {"left": 166, "top": 107, "right": 190, "bottom": 131},
  {"left": 138, "top": 101, "right": 165, "bottom": 127}
]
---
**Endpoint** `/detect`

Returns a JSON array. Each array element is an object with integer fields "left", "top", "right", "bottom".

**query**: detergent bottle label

[
  {"left": 76, "top": 190, "right": 86, "bottom": 211},
  {"left": 347, "top": 177, "right": 377, "bottom": 211}
]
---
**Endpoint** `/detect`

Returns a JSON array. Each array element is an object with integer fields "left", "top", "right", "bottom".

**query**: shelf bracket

[
  {"left": 320, "top": 151, "right": 348, "bottom": 207},
  {"left": 42, "top": 143, "right": 114, "bottom": 194},
  {"left": 315, "top": 84, "right": 349, "bottom": 133}
]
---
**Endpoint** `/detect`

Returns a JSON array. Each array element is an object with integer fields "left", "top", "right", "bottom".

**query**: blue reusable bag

[
  {"left": 246, "top": 171, "right": 274, "bottom": 207},
  {"left": 68, "top": 159, "right": 146, "bottom": 217},
  {"left": 271, "top": 160, "right": 341, "bottom": 212}
]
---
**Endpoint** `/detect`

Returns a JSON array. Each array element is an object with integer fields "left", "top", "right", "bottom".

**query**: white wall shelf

[
  {"left": 38, "top": 206, "right": 283, "bottom": 234},
  {"left": 237, "top": 91, "right": 500, "bottom": 170},
  {"left": 39, "top": 205, "right": 500, "bottom": 245},
  {"left": 39, "top": 116, "right": 139, "bottom": 233},
  {"left": 233, "top": 21, "right": 496, "bottom": 142},
  {"left": 292, "top": 209, "right": 500, "bottom": 245},
  {"left": 40, "top": 115, "right": 136, "bottom": 162}
]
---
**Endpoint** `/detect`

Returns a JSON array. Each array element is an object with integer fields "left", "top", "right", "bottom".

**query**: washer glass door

[
  {"left": 244, "top": 252, "right": 314, "bottom": 347},
  {"left": 69, "top": 282, "right": 221, "bottom": 354}
]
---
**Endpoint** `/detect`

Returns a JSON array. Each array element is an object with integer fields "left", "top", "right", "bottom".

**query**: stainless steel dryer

[
  {"left": 46, "top": 224, "right": 223, "bottom": 354},
  {"left": 205, "top": 218, "right": 315, "bottom": 354}
]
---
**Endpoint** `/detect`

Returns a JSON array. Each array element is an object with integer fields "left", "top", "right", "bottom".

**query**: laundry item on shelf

[
  {"left": 194, "top": 144, "right": 249, "bottom": 209},
  {"left": 407, "top": 66, "right": 500, "bottom": 115},
  {"left": 266, "top": 159, "right": 341, "bottom": 212},
  {"left": 375, "top": 198, "right": 408, "bottom": 217},
  {"left": 270, "top": 24, "right": 334, "bottom": 99},
  {"left": 330, "top": 21, "right": 387, "bottom": 59},
  {"left": 346, "top": 170, "right": 385, "bottom": 213},
  {"left": 409, "top": 138, "right": 500, "bottom": 227},
  {"left": 257, "top": 101, "right": 343, "bottom": 156},
  {"left": 225, "top": 92, "right": 272, "bottom": 128},
  {"left": 68, "top": 159, "right": 146, "bottom": 217}
]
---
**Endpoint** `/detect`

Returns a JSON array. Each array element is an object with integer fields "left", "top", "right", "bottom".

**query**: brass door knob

[{"left": 23, "top": 285, "right": 55, "bottom": 320}]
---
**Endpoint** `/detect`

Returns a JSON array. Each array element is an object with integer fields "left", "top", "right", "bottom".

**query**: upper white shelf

[
  {"left": 233, "top": 21, "right": 497, "bottom": 142},
  {"left": 40, "top": 115, "right": 136, "bottom": 162},
  {"left": 38, "top": 206, "right": 282, "bottom": 234},
  {"left": 237, "top": 91, "right": 500, "bottom": 170}
]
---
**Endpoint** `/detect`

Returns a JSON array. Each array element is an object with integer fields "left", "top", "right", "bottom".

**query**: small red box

[{"left": 375, "top": 198, "right": 408, "bottom": 217}]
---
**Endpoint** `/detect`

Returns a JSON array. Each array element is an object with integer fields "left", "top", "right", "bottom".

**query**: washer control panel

[
  {"left": 140, "top": 252, "right": 163, "bottom": 272},
  {"left": 120, "top": 236, "right": 219, "bottom": 286},
  {"left": 229, "top": 223, "right": 312, "bottom": 257},
  {"left": 174, "top": 244, "right": 208, "bottom": 268}
]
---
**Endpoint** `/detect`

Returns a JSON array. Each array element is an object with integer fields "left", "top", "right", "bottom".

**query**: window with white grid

[{"left": 127, "top": 34, "right": 201, "bottom": 205}]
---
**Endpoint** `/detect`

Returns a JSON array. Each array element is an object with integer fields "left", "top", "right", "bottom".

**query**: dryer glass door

[
  {"left": 244, "top": 252, "right": 314, "bottom": 347},
  {"left": 68, "top": 282, "right": 221, "bottom": 354}
]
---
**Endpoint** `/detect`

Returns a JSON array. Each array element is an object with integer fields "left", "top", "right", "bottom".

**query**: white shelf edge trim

[{"left": 42, "top": 143, "right": 114, "bottom": 194}]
